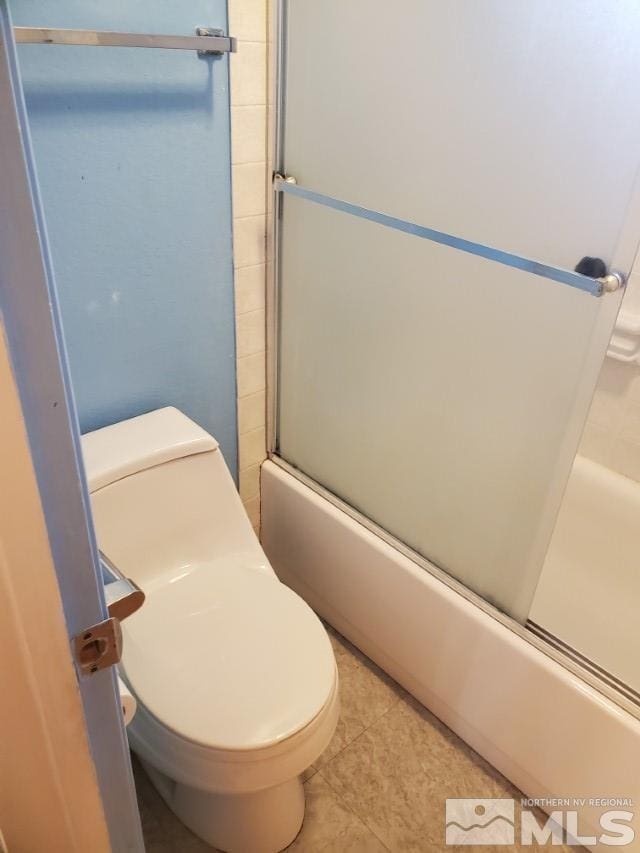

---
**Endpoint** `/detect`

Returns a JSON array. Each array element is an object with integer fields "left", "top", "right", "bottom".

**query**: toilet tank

[{"left": 82, "top": 408, "right": 267, "bottom": 587}]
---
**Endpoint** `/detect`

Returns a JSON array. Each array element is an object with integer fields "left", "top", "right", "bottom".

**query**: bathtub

[
  {"left": 530, "top": 454, "right": 640, "bottom": 695},
  {"left": 261, "top": 457, "right": 640, "bottom": 850}
]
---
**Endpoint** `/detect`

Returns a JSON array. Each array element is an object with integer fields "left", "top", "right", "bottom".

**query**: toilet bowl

[{"left": 82, "top": 407, "right": 339, "bottom": 852}]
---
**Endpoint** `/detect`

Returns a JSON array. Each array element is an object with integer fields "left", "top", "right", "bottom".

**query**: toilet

[{"left": 82, "top": 407, "right": 339, "bottom": 852}]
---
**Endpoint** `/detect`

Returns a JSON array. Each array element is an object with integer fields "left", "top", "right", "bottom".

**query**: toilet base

[{"left": 140, "top": 759, "right": 306, "bottom": 852}]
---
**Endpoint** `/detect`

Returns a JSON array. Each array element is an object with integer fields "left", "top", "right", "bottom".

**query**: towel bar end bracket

[{"left": 196, "top": 26, "right": 237, "bottom": 57}]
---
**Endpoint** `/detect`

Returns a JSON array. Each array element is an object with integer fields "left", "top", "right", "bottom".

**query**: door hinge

[{"left": 73, "top": 616, "right": 122, "bottom": 676}]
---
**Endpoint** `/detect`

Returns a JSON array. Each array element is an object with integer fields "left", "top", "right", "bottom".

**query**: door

[
  {"left": 274, "top": 1, "right": 640, "bottom": 622},
  {"left": 0, "top": 6, "right": 143, "bottom": 850}
]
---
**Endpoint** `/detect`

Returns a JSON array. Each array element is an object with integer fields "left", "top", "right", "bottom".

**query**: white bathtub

[
  {"left": 261, "top": 458, "right": 640, "bottom": 850},
  {"left": 530, "top": 454, "right": 640, "bottom": 694}
]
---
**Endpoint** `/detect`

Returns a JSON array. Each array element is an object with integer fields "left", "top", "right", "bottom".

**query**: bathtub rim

[{"left": 266, "top": 452, "right": 639, "bottom": 722}]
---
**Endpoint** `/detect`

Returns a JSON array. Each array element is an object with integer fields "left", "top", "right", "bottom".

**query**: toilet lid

[{"left": 121, "top": 562, "right": 337, "bottom": 750}]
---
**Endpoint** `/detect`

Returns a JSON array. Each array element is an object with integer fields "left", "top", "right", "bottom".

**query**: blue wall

[{"left": 12, "top": 0, "right": 238, "bottom": 476}]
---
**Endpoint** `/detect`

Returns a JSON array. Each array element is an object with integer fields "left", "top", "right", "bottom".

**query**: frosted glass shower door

[{"left": 275, "top": 1, "right": 640, "bottom": 622}]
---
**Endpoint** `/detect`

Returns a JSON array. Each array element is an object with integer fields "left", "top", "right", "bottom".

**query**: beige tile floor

[{"left": 133, "top": 624, "right": 579, "bottom": 852}]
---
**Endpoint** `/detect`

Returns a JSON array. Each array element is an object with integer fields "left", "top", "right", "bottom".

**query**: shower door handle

[{"left": 574, "top": 257, "right": 624, "bottom": 293}]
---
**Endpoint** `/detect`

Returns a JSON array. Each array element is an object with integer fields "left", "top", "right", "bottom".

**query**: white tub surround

[
  {"left": 607, "top": 268, "right": 640, "bottom": 365},
  {"left": 580, "top": 270, "right": 640, "bottom": 483},
  {"left": 530, "top": 454, "right": 640, "bottom": 695},
  {"left": 261, "top": 460, "right": 640, "bottom": 851}
]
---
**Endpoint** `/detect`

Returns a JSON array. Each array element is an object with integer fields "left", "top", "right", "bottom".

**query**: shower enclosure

[{"left": 268, "top": 0, "right": 640, "bottom": 715}]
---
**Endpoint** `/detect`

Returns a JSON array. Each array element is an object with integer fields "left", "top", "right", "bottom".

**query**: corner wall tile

[
  {"left": 232, "top": 106, "right": 267, "bottom": 164},
  {"left": 237, "top": 351, "right": 266, "bottom": 398},
  {"left": 236, "top": 309, "right": 265, "bottom": 358},
  {"left": 243, "top": 494, "right": 261, "bottom": 527},
  {"left": 239, "top": 426, "right": 266, "bottom": 470},
  {"left": 230, "top": 42, "right": 267, "bottom": 106},
  {"left": 235, "top": 264, "right": 266, "bottom": 314},
  {"left": 239, "top": 464, "right": 261, "bottom": 501},
  {"left": 232, "top": 163, "right": 267, "bottom": 219},
  {"left": 238, "top": 389, "right": 266, "bottom": 434},
  {"left": 228, "top": 0, "right": 267, "bottom": 43},
  {"left": 229, "top": 0, "right": 269, "bottom": 527},
  {"left": 234, "top": 215, "right": 266, "bottom": 268}
]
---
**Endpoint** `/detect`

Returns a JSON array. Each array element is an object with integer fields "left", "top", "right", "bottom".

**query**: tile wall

[{"left": 228, "top": 0, "right": 270, "bottom": 529}]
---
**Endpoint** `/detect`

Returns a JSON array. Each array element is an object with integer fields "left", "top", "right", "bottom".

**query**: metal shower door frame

[{"left": 265, "top": 0, "right": 640, "bottom": 718}]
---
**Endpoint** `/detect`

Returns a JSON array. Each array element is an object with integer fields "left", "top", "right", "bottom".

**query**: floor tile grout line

[
  {"left": 315, "top": 701, "right": 402, "bottom": 773},
  {"left": 312, "top": 630, "right": 411, "bottom": 849},
  {"left": 314, "top": 693, "right": 401, "bottom": 780},
  {"left": 315, "top": 768, "right": 392, "bottom": 852},
  {"left": 312, "top": 655, "right": 407, "bottom": 852}
]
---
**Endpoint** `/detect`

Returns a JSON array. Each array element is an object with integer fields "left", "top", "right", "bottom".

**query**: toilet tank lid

[{"left": 81, "top": 407, "right": 218, "bottom": 493}]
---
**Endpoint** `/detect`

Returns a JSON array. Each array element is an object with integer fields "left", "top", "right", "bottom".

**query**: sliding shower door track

[
  {"left": 268, "top": 453, "right": 640, "bottom": 722},
  {"left": 527, "top": 620, "right": 640, "bottom": 712}
]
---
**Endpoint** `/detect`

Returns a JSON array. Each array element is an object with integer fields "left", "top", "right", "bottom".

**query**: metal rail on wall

[{"left": 14, "top": 26, "right": 236, "bottom": 56}]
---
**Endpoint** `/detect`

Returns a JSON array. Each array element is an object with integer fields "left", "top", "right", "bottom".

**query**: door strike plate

[{"left": 73, "top": 616, "right": 122, "bottom": 677}]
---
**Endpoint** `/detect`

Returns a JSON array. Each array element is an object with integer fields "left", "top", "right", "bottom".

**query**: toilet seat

[
  {"left": 126, "top": 671, "right": 340, "bottom": 794},
  {"left": 122, "top": 562, "right": 336, "bottom": 752}
]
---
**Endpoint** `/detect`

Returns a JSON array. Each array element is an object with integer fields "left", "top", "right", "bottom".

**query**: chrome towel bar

[
  {"left": 273, "top": 176, "right": 625, "bottom": 298},
  {"left": 14, "top": 26, "right": 236, "bottom": 56}
]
